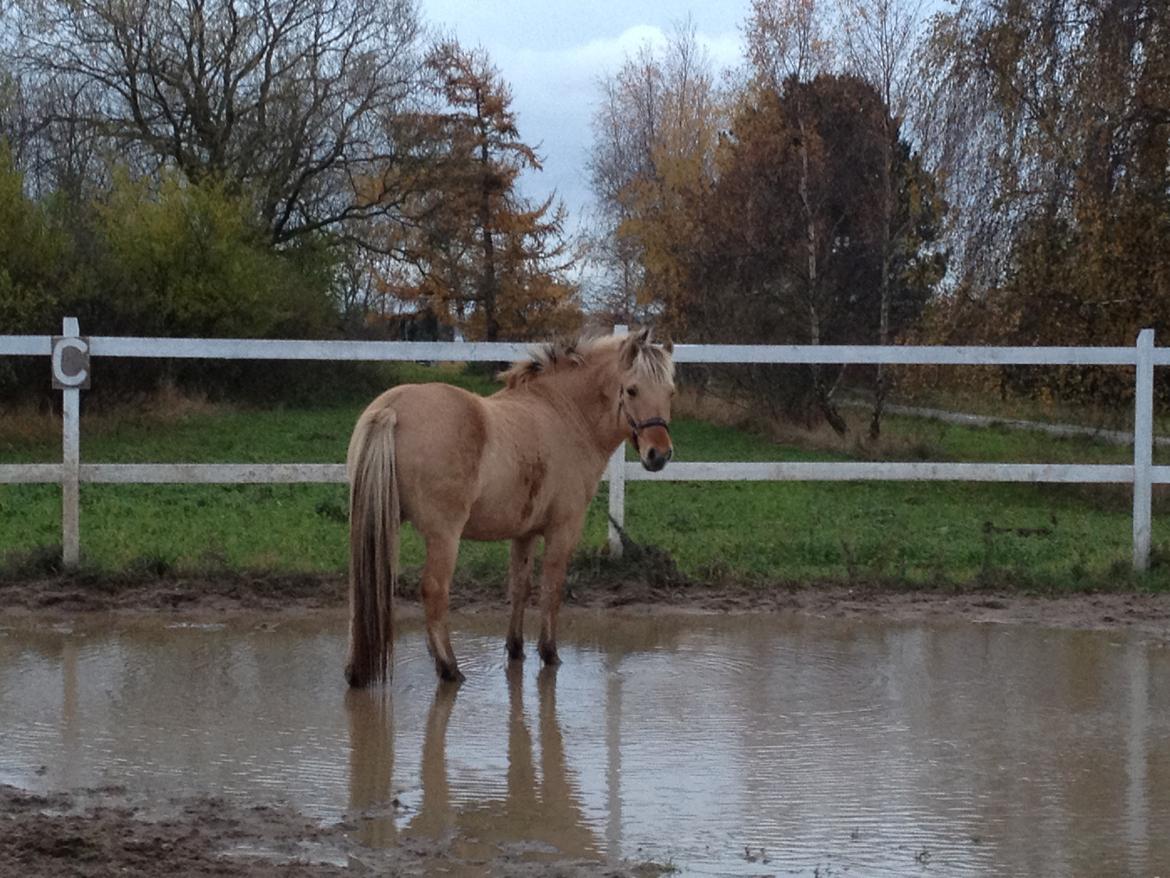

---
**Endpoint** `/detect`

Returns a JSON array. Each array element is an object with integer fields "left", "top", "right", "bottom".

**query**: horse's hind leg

[
  {"left": 420, "top": 532, "right": 464, "bottom": 682},
  {"left": 506, "top": 534, "right": 537, "bottom": 660}
]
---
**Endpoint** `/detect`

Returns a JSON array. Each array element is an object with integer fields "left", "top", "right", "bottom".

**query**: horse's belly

[
  {"left": 461, "top": 489, "right": 542, "bottom": 541},
  {"left": 460, "top": 520, "right": 526, "bottom": 541}
]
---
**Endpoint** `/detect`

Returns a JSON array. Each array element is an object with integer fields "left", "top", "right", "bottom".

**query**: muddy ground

[
  {"left": 3, "top": 572, "right": 1169, "bottom": 876},
  {"left": 1, "top": 570, "right": 1169, "bottom": 638},
  {"left": 0, "top": 785, "right": 669, "bottom": 877}
]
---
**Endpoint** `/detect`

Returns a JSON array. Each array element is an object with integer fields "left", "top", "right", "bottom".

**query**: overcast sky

[{"left": 419, "top": 1, "right": 748, "bottom": 234}]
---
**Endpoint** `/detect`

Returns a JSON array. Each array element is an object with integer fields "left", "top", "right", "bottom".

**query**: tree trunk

[
  {"left": 870, "top": 127, "right": 893, "bottom": 440},
  {"left": 797, "top": 115, "right": 847, "bottom": 436},
  {"left": 477, "top": 96, "right": 500, "bottom": 342}
]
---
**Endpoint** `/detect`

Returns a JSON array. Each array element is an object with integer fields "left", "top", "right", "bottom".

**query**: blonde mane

[{"left": 498, "top": 332, "right": 674, "bottom": 390}]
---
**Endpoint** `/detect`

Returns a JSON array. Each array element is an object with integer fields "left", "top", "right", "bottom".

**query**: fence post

[
  {"left": 52, "top": 316, "right": 89, "bottom": 568},
  {"left": 607, "top": 324, "right": 629, "bottom": 557},
  {"left": 1133, "top": 328, "right": 1155, "bottom": 572}
]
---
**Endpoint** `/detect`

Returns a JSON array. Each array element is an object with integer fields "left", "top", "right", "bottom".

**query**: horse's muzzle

[{"left": 642, "top": 446, "right": 672, "bottom": 472}]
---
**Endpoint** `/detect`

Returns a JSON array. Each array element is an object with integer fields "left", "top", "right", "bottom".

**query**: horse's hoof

[
  {"left": 538, "top": 643, "right": 561, "bottom": 666},
  {"left": 438, "top": 662, "right": 465, "bottom": 683},
  {"left": 505, "top": 636, "right": 525, "bottom": 660}
]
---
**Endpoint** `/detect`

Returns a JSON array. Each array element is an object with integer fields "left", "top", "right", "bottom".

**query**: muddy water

[{"left": 1, "top": 611, "right": 1168, "bottom": 876}]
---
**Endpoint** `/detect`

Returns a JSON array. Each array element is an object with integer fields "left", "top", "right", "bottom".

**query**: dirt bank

[
  {"left": 0, "top": 785, "right": 348, "bottom": 878},
  {"left": 1, "top": 571, "right": 1168, "bottom": 638},
  {"left": 0, "top": 785, "right": 669, "bottom": 878}
]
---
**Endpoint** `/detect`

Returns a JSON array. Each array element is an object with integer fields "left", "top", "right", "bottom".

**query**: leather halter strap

[
  {"left": 628, "top": 415, "right": 670, "bottom": 434},
  {"left": 623, "top": 408, "right": 671, "bottom": 450}
]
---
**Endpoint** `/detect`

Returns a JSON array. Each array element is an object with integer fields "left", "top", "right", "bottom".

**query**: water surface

[{"left": 1, "top": 611, "right": 1167, "bottom": 875}]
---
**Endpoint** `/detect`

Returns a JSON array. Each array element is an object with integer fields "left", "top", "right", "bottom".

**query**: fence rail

[
  {"left": 0, "top": 318, "right": 1162, "bottom": 570},
  {"left": 3, "top": 335, "right": 1163, "bottom": 365}
]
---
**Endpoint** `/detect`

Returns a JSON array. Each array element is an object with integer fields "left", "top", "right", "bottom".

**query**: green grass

[{"left": 1, "top": 365, "right": 1167, "bottom": 590}]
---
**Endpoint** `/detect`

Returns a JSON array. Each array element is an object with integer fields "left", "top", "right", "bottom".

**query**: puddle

[{"left": 1, "top": 611, "right": 1168, "bottom": 875}]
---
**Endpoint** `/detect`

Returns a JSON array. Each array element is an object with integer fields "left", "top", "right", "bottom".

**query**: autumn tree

[
  {"left": 587, "top": 21, "right": 723, "bottom": 330},
  {"left": 589, "top": 11, "right": 944, "bottom": 429},
  {"left": 384, "top": 41, "right": 580, "bottom": 341},
  {"left": 702, "top": 73, "right": 944, "bottom": 424}
]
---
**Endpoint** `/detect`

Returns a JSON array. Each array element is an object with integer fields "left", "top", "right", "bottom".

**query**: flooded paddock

[{"left": 1, "top": 610, "right": 1168, "bottom": 876}]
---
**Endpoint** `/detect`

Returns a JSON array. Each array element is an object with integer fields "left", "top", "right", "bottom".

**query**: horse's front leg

[
  {"left": 421, "top": 532, "right": 464, "bottom": 682},
  {"left": 506, "top": 534, "right": 537, "bottom": 660},
  {"left": 536, "top": 520, "right": 584, "bottom": 666}
]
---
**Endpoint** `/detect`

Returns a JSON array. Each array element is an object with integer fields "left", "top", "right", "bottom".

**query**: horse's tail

[{"left": 345, "top": 404, "right": 400, "bottom": 688}]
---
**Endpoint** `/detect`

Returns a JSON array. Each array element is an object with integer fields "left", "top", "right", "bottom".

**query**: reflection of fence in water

[{"left": 0, "top": 319, "right": 1163, "bottom": 569}]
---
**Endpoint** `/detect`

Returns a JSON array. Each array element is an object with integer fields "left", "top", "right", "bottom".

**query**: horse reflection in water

[{"left": 345, "top": 667, "right": 599, "bottom": 864}]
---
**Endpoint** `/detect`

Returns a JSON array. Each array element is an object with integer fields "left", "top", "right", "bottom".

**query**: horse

[{"left": 344, "top": 328, "right": 676, "bottom": 686}]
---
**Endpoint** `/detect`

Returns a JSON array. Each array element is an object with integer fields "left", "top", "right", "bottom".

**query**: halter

[{"left": 620, "top": 397, "right": 671, "bottom": 451}]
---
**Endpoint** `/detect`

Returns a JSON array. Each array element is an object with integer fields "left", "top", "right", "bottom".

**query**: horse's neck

[{"left": 539, "top": 364, "right": 624, "bottom": 459}]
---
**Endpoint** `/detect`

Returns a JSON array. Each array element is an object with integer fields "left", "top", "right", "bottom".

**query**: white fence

[{"left": 1, "top": 318, "right": 1165, "bottom": 571}]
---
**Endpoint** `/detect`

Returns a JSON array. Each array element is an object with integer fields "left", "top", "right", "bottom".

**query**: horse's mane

[{"left": 499, "top": 332, "right": 674, "bottom": 390}]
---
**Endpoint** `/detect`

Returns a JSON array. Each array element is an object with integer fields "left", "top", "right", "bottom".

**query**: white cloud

[{"left": 500, "top": 24, "right": 741, "bottom": 86}]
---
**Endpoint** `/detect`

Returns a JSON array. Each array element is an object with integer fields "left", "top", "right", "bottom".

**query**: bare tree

[
  {"left": 587, "top": 43, "right": 664, "bottom": 323},
  {"left": 9, "top": 0, "right": 424, "bottom": 245},
  {"left": 745, "top": 0, "right": 836, "bottom": 84}
]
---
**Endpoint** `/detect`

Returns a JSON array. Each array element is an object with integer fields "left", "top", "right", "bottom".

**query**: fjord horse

[{"left": 345, "top": 329, "right": 675, "bottom": 686}]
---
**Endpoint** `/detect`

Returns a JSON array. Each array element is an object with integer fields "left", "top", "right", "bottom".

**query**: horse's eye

[{"left": 626, "top": 386, "right": 638, "bottom": 398}]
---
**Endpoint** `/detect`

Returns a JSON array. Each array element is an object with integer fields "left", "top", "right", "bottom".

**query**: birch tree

[
  {"left": 744, "top": 0, "right": 849, "bottom": 431},
  {"left": 839, "top": 0, "right": 928, "bottom": 435}
]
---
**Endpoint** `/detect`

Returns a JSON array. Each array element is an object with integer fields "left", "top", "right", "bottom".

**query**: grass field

[{"left": 2, "top": 363, "right": 1168, "bottom": 591}]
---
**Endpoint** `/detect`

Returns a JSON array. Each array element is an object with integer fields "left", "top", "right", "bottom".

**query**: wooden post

[
  {"left": 1133, "top": 328, "right": 1154, "bottom": 571},
  {"left": 607, "top": 324, "right": 629, "bottom": 557}
]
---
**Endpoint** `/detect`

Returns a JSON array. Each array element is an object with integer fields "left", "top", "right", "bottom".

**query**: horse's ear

[
  {"left": 635, "top": 327, "right": 652, "bottom": 346},
  {"left": 620, "top": 332, "right": 640, "bottom": 369},
  {"left": 662, "top": 337, "right": 674, "bottom": 355}
]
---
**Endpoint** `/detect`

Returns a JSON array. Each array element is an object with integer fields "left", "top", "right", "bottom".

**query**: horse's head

[{"left": 618, "top": 328, "right": 675, "bottom": 472}]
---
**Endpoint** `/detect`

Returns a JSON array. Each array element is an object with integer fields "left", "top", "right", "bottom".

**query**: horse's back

[{"left": 356, "top": 381, "right": 601, "bottom": 541}]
